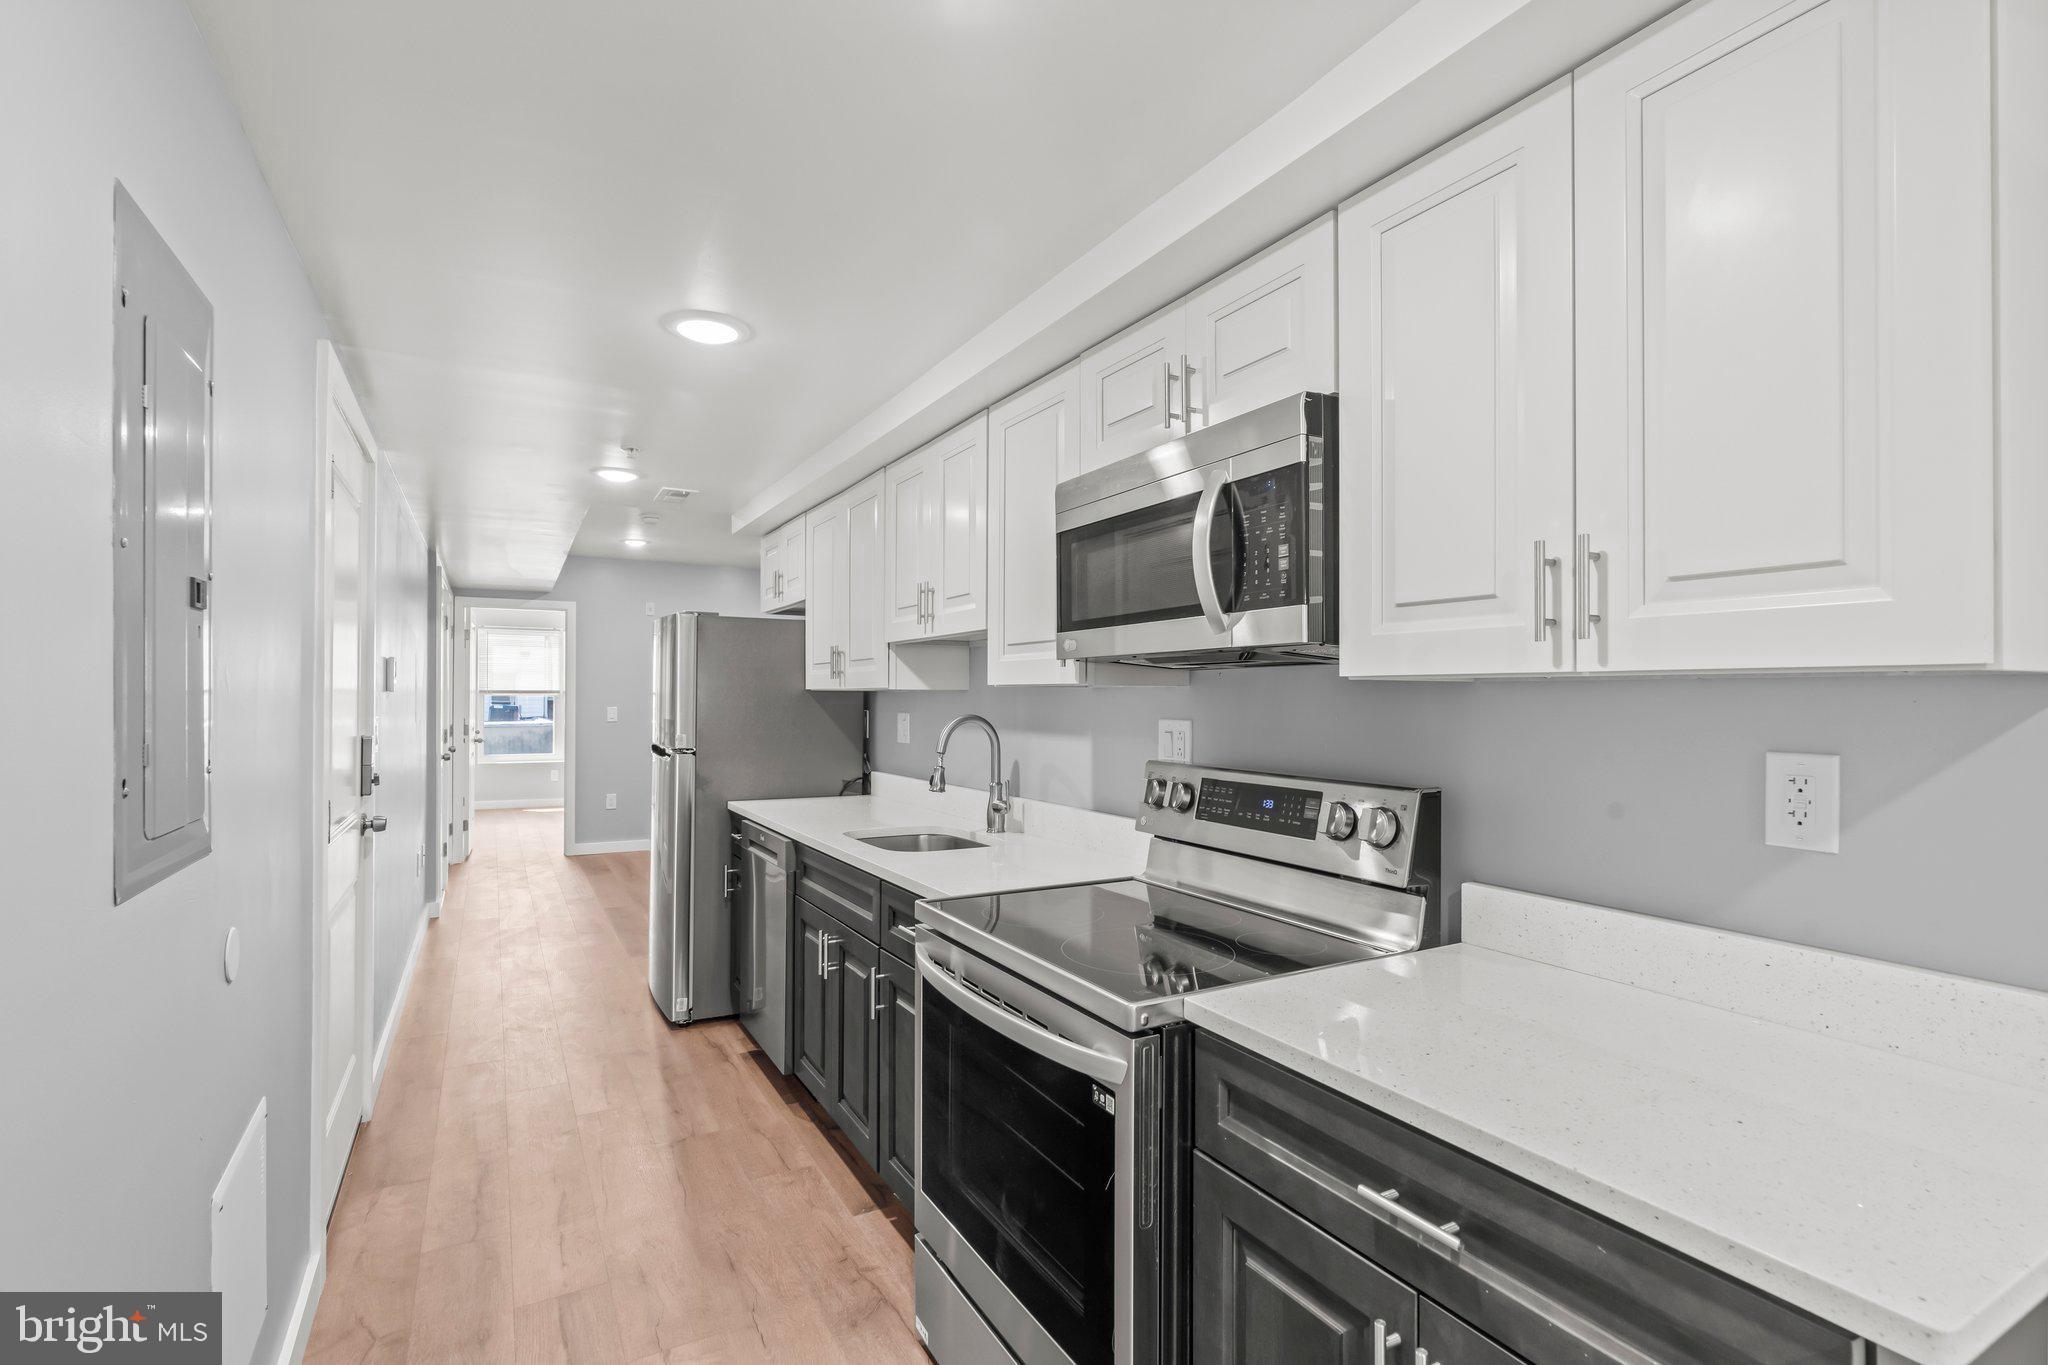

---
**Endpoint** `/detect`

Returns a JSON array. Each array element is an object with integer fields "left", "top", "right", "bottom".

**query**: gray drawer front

[
  {"left": 880, "top": 881, "right": 919, "bottom": 964},
  {"left": 796, "top": 846, "right": 880, "bottom": 940},
  {"left": 1422, "top": 1299, "right": 1528, "bottom": 1365},
  {"left": 1194, "top": 1035, "right": 1858, "bottom": 1365}
]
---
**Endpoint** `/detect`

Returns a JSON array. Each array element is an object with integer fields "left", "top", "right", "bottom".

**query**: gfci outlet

[
  {"left": 1765, "top": 752, "right": 1840, "bottom": 853},
  {"left": 896, "top": 712, "right": 911, "bottom": 744},
  {"left": 1158, "top": 719, "right": 1192, "bottom": 763}
]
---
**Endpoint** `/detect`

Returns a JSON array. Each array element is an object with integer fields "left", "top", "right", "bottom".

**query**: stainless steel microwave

[{"left": 1053, "top": 392, "right": 1336, "bottom": 668}]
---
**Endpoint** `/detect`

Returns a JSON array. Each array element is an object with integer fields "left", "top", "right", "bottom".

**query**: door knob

[{"left": 362, "top": 815, "right": 389, "bottom": 835}]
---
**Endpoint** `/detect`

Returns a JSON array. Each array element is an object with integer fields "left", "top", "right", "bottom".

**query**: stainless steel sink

[{"left": 849, "top": 828, "right": 987, "bottom": 853}]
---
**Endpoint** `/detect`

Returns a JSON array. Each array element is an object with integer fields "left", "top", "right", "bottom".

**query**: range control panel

[
  {"left": 1228, "top": 466, "right": 1303, "bottom": 610},
  {"left": 1195, "top": 777, "right": 1322, "bottom": 840},
  {"left": 1137, "top": 760, "right": 1436, "bottom": 891}
]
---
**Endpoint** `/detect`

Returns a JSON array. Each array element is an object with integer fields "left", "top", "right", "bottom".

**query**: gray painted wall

[
  {"left": 877, "top": 656, "right": 2048, "bottom": 992},
  {"left": 0, "top": 0, "right": 331, "bottom": 1352},
  {"left": 475, "top": 556, "right": 761, "bottom": 847},
  {"left": 476, "top": 760, "right": 564, "bottom": 805}
]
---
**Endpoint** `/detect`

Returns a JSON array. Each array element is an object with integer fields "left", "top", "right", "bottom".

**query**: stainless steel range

[{"left": 911, "top": 761, "right": 1441, "bottom": 1365}]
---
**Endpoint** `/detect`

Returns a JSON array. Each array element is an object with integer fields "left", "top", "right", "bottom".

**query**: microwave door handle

[
  {"left": 915, "top": 945, "right": 1129, "bottom": 1088},
  {"left": 1191, "top": 472, "right": 1243, "bottom": 637}
]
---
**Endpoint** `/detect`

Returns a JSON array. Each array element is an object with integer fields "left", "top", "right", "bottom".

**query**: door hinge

[
  {"left": 462, "top": 818, "right": 469, "bottom": 831},
  {"left": 139, "top": 382, "right": 151, "bottom": 411},
  {"left": 140, "top": 741, "right": 149, "bottom": 768}
]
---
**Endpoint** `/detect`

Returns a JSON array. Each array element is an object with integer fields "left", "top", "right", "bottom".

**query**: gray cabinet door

[
  {"left": 873, "top": 952, "right": 917, "bottom": 1208},
  {"left": 1194, "top": 1153, "right": 1416, "bottom": 1365},
  {"left": 831, "top": 930, "right": 881, "bottom": 1167},
  {"left": 793, "top": 898, "right": 836, "bottom": 1106}
]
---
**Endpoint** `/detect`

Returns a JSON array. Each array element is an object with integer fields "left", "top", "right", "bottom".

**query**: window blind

[{"left": 476, "top": 626, "right": 563, "bottom": 692}]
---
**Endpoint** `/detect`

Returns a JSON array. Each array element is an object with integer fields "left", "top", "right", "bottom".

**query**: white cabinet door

[
  {"left": 841, "top": 470, "right": 893, "bottom": 689},
  {"left": 1077, "top": 303, "right": 1187, "bottom": 474},
  {"left": 932, "top": 414, "right": 987, "bottom": 636},
  {"left": 759, "top": 530, "right": 783, "bottom": 613},
  {"left": 1338, "top": 80, "right": 1577, "bottom": 678},
  {"left": 1574, "top": 0, "right": 1994, "bottom": 671},
  {"left": 988, "top": 367, "right": 1088, "bottom": 685},
  {"left": 804, "top": 500, "right": 847, "bottom": 690},
  {"left": 1186, "top": 214, "right": 1336, "bottom": 429},
  {"left": 884, "top": 448, "right": 936, "bottom": 643},
  {"left": 778, "top": 517, "right": 807, "bottom": 610}
]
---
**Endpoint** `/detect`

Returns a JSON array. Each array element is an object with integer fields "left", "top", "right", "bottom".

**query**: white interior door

[
  {"left": 319, "top": 383, "right": 375, "bottom": 1216},
  {"left": 453, "top": 609, "right": 475, "bottom": 857},
  {"left": 436, "top": 577, "right": 458, "bottom": 874},
  {"left": 1337, "top": 79, "right": 1577, "bottom": 678},
  {"left": 1573, "top": 0, "right": 1994, "bottom": 671}
]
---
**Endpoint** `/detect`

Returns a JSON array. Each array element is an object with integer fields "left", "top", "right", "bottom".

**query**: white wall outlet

[
  {"left": 606, "top": 705, "right": 619, "bottom": 722},
  {"left": 1158, "top": 719, "right": 1193, "bottom": 763},
  {"left": 896, "top": 712, "right": 911, "bottom": 744},
  {"left": 550, "top": 769, "right": 560, "bottom": 783},
  {"left": 604, "top": 792, "right": 618, "bottom": 810},
  {"left": 1765, "top": 752, "right": 1839, "bottom": 853}
]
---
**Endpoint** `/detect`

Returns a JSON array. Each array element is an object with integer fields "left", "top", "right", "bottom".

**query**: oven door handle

[
  {"left": 1191, "top": 470, "right": 1243, "bottom": 637},
  {"left": 916, "top": 945, "right": 1129, "bottom": 1088}
]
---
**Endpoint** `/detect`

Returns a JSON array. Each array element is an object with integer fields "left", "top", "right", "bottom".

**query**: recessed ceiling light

[
  {"left": 659, "top": 309, "right": 753, "bottom": 346},
  {"left": 623, "top": 537, "right": 648, "bottom": 549},
  {"left": 594, "top": 466, "right": 639, "bottom": 483}
]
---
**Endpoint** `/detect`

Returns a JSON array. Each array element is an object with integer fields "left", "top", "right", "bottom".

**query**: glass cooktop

[{"left": 916, "top": 878, "right": 1386, "bottom": 1031}]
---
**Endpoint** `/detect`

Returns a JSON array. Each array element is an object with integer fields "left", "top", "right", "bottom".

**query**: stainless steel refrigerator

[{"left": 648, "top": 613, "right": 863, "bottom": 1025}]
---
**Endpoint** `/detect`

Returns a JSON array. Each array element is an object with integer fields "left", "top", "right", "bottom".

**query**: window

[{"left": 475, "top": 625, "right": 563, "bottom": 762}]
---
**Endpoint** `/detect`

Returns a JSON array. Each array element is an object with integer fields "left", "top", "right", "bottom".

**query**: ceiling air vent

[{"left": 652, "top": 486, "right": 697, "bottom": 504}]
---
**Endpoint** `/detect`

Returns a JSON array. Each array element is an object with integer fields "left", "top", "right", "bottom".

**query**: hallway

[{"left": 309, "top": 808, "right": 920, "bottom": 1364}]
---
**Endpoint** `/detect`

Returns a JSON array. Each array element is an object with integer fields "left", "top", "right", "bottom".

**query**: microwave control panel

[{"left": 1229, "top": 465, "right": 1304, "bottom": 610}]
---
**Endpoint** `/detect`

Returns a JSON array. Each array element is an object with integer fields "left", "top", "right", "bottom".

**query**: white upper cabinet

[
  {"left": 1573, "top": 0, "right": 1995, "bottom": 672},
  {"left": 804, "top": 498, "right": 848, "bottom": 690},
  {"left": 988, "top": 367, "right": 1087, "bottom": 685},
  {"left": 760, "top": 515, "right": 806, "bottom": 613},
  {"left": 1338, "top": 81, "right": 1576, "bottom": 678},
  {"left": 1186, "top": 214, "right": 1336, "bottom": 428},
  {"left": 841, "top": 471, "right": 892, "bottom": 689},
  {"left": 885, "top": 414, "right": 987, "bottom": 643},
  {"left": 1077, "top": 304, "right": 1186, "bottom": 474}
]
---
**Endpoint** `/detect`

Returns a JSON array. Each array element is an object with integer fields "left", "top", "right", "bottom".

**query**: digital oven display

[{"left": 1194, "top": 779, "right": 1322, "bottom": 840}]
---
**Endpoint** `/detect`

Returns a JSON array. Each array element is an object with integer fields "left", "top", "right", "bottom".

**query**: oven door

[
  {"left": 915, "top": 933, "right": 1160, "bottom": 1365},
  {"left": 1054, "top": 443, "right": 1317, "bottom": 662}
]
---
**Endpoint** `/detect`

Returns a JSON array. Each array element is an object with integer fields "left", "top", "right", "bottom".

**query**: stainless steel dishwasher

[{"left": 730, "top": 818, "right": 795, "bottom": 1073}]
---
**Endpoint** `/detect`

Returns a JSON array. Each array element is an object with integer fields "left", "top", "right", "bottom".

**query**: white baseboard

[
  {"left": 365, "top": 906, "right": 429, "bottom": 1116},
  {"left": 273, "top": 1244, "right": 323, "bottom": 1365},
  {"left": 567, "top": 838, "right": 651, "bottom": 856},
  {"left": 475, "top": 797, "right": 563, "bottom": 810},
  {"left": 426, "top": 894, "right": 442, "bottom": 921}
]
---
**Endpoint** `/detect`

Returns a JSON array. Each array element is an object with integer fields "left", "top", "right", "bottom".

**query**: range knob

[
  {"left": 1362, "top": 805, "right": 1401, "bottom": 850},
  {"left": 1167, "top": 780, "right": 1197, "bottom": 813},
  {"left": 1142, "top": 776, "right": 1169, "bottom": 809},
  {"left": 1322, "top": 802, "right": 1359, "bottom": 841}
]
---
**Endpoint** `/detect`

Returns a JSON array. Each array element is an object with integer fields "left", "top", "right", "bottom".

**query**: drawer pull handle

[
  {"left": 1372, "top": 1320, "right": 1402, "bottom": 1365},
  {"left": 1355, "top": 1184, "right": 1464, "bottom": 1255}
]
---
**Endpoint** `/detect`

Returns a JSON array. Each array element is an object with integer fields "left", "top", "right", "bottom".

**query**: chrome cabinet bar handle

[
  {"left": 1163, "top": 359, "right": 1177, "bottom": 429},
  {"left": 1533, "top": 539, "right": 1560, "bottom": 642},
  {"left": 1576, "top": 532, "right": 1605, "bottom": 640},
  {"left": 1415, "top": 1350, "right": 1429, "bottom": 1365},
  {"left": 869, "top": 969, "right": 883, "bottom": 1019},
  {"left": 1353, "top": 1184, "right": 1464, "bottom": 1254},
  {"left": 821, "top": 933, "right": 839, "bottom": 977},
  {"left": 1181, "top": 352, "right": 1201, "bottom": 427},
  {"left": 1372, "top": 1320, "right": 1403, "bottom": 1365}
]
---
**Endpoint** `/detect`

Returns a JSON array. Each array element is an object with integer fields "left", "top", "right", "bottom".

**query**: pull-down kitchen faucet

[{"left": 930, "top": 714, "right": 1008, "bottom": 834}]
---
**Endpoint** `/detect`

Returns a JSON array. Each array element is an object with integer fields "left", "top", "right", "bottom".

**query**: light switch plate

[
  {"left": 1158, "top": 719, "right": 1192, "bottom": 763},
  {"left": 606, "top": 706, "right": 618, "bottom": 722},
  {"left": 604, "top": 792, "right": 618, "bottom": 810},
  {"left": 896, "top": 712, "right": 910, "bottom": 744},
  {"left": 1765, "top": 752, "right": 1839, "bottom": 853}
]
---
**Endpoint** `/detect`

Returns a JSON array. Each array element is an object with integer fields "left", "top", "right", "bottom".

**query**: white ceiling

[{"left": 187, "top": 0, "right": 1418, "bottom": 589}]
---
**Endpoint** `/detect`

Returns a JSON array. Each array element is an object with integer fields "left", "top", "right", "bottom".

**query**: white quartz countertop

[
  {"left": 1183, "top": 891, "right": 2048, "bottom": 1365},
  {"left": 725, "top": 790, "right": 1143, "bottom": 901}
]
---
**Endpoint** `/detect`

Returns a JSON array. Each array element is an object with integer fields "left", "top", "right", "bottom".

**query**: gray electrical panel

[{"left": 112, "top": 184, "right": 213, "bottom": 902}]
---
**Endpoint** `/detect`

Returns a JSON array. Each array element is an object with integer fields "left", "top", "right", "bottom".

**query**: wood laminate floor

[{"left": 307, "top": 807, "right": 922, "bottom": 1364}]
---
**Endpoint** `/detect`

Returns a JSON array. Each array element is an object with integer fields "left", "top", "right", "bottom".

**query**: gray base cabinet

[{"left": 787, "top": 844, "right": 917, "bottom": 1211}]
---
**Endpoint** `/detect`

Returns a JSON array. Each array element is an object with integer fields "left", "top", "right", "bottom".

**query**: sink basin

[{"left": 849, "top": 827, "right": 987, "bottom": 853}]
